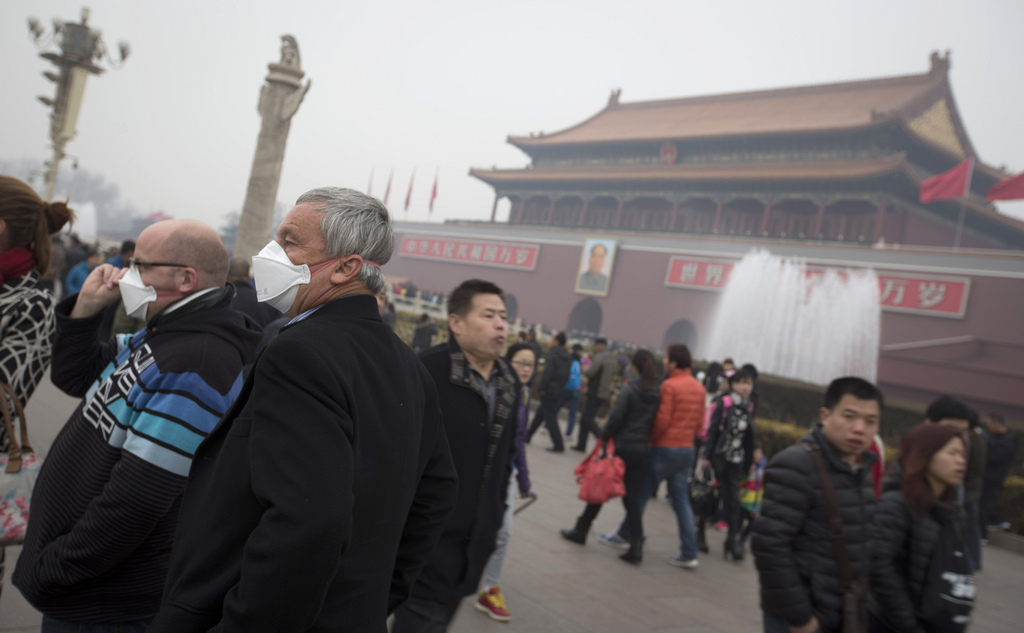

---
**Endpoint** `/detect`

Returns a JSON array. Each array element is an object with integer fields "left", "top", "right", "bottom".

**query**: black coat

[
  {"left": 229, "top": 280, "right": 281, "bottom": 328},
  {"left": 150, "top": 295, "right": 458, "bottom": 633},
  {"left": 985, "top": 430, "right": 1019, "bottom": 487},
  {"left": 600, "top": 376, "right": 659, "bottom": 456},
  {"left": 751, "top": 424, "right": 877, "bottom": 633},
  {"left": 869, "top": 475, "right": 966, "bottom": 633},
  {"left": 538, "top": 344, "right": 571, "bottom": 395},
  {"left": 414, "top": 338, "right": 519, "bottom": 606}
]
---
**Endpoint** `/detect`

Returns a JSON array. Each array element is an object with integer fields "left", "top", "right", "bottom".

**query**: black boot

[
  {"left": 696, "top": 527, "right": 709, "bottom": 554},
  {"left": 560, "top": 517, "right": 589, "bottom": 545},
  {"left": 619, "top": 537, "right": 644, "bottom": 564},
  {"left": 724, "top": 532, "right": 743, "bottom": 562}
]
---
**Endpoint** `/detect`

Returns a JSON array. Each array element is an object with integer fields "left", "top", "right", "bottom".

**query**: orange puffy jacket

[{"left": 649, "top": 368, "right": 706, "bottom": 448}]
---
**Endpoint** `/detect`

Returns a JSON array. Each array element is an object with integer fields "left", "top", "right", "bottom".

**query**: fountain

[{"left": 702, "top": 249, "right": 880, "bottom": 385}]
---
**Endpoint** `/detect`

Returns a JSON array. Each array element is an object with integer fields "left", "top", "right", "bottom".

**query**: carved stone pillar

[
  {"left": 669, "top": 199, "right": 680, "bottom": 231},
  {"left": 759, "top": 199, "right": 773, "bottom": 236},
  {"left": 712, "top": 199, "right": 724, "bottom": 233},
  {"left": 814, "top": 200, "right": 826, "bottom": 239},
  {"left": 235, "top": 35, "right": 311, "bottom": 259}
]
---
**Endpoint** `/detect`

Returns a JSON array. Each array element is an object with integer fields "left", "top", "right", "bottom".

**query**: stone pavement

[{"left": 3, "top": 379, "right": 1023, "bottom": 632}]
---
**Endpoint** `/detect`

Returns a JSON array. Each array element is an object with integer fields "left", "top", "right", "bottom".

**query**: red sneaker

[{"left": 474, "top": 586, "right": 511, "bottom": 622}]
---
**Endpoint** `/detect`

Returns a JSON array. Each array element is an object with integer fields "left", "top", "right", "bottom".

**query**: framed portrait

[{"left": 574, "top": 237, "right": 618, "bottom": 297}]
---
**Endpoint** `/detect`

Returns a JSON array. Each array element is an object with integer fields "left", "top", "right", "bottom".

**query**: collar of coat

[{"left": 445, "top": 336, "right": 517, "bottom": 424}]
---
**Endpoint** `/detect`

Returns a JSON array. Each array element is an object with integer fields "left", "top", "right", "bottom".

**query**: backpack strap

[{"left": 799, "top": 440, "right": 854, "bottom": 592}]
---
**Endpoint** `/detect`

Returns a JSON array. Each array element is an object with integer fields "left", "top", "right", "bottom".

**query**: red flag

[
  {"left": 429, "top": 171, "right": 438, "bottom": 214},
  {"left": 383, "top": 170, "right": 392, "bottom": 205},
  {"left": 404, "top": 170, "right": 415, "bottom": 212},
  {"left": 920, "top": 158, "right": 974, "bottom": 203},
  {"left": 987, "top": 171, "right": 1024, "bottom": 202},
  {"left": 367, "top": 169, "right": 374, "bottom": 196}
]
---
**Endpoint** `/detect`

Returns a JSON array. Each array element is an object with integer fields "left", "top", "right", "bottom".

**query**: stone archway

[
  {"left": 662, "top": 319, "right": 699, "bottom": 352},
  {"left": 567, "top": 298, "right": 603, "bottom": 338}
]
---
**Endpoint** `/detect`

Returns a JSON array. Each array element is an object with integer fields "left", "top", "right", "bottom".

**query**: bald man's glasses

[{"left": 128, "top": 257, "right": 188, "bottom": 271}]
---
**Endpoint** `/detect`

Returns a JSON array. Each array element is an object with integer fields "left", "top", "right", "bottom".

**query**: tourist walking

[
  {"left": 527, "top": 331, "right": 571, "bottom": 452},
  {"left": 561, "top": 349, "right": 661, "bottom": 564},
  {"left": 558, "top": 343, "right": 584, "bottom": 438},
  {"left": 474, "top": 342, "right": 537, "bottom": 623},
  {"left": 603, "top": 344, "right": 705, "bottom": 569},
  {"left": 573, "top": 336, "right": 621, "bottom": 452},
  {"left": 982, "top": 413, "right": 1018, "bottom": 533},
  {"left": 392, "top": 279, "right": 519, "bottom": 632},
  {"left": 752, "top": 377, "right": 882, "bottom": 633},
  {"left": 869, "top": 423, "right": 973, "bottom": 633},
  {"left": 703, "top": 368, "right": 756, "bottom": 561}
]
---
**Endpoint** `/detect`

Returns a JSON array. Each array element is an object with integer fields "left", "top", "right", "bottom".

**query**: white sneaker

[
  {"left": 598, "top": 531, "right": 630, "bottom": 550},
  {"left": 668, "top": 554, "right": 699, "bottom": 569}
]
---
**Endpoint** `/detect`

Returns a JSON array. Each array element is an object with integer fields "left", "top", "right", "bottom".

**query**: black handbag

[{"left": 919, "top": 513, "right": 975, "bottom": 633}]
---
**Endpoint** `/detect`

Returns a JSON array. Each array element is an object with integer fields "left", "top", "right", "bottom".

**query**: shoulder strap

[
  {"left": 799, "top": 440, "right": 854, "bottom": 591},
  {"left": 1, "top": 382, "right": 31, "bottom": 474}
]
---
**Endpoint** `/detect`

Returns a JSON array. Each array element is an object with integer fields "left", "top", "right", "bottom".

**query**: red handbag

[{"left": 574, "top": 439, "right": 626, "bottom": 504}]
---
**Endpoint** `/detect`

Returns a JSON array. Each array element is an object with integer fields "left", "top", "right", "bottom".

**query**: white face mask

[
  {"left": 251, "top": 241, "right": 313, "bottom": 314},
  {"left": 119, "top": 267, "right": 158, "bottom": 320}
]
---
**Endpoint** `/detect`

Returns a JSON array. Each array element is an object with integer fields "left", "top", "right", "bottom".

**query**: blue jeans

[
  {"left": 619, "top": 446, "right": 698, "bottom": 559},
  {"left": 764, "top": 613, "right": 820, "bottom": 633},
  {"left": 557, "top": 390, "right": 581, "bottom": 435},
  {"left": 42, "top": 615, "right": 151, "bottom": 632}
]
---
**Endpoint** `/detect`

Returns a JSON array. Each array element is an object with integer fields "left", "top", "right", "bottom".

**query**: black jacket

[
  {"left": 14, "top": 287, "right": 262, "bottom": 623},
  {"left": 869, "top": 474, "right": 966, "bottom": 633},
  {"left": 751, "top": 424, "right": 877, "bottom": 633},
  {"left": 601, "top": 376, "right": 659, "bottom": 456},
  {"left": 229, "top": 280, "right": 280, "bottom": 328},
  {"left": 538, "top": 344, "right": 571, "bottom": 395},
  {"left": 150, "top": 295, "right": 458, "bottom": 633},
  {"left": 985, "top": 430, "right": 1019, "bottom": 487},
  {"left": 704, "top": 394, "right": 756, "bottom": 472},
  {"left": 413, "top": 338, "right": 519, "bottom": 606}
]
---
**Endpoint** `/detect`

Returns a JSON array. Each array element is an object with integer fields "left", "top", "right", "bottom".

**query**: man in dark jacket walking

[
  {"left": 526, "top": 331, "right": 571, "bottom": 452},
  {"left": 573, "top": 337, "right": 621, "bottom": 452},
  {"left": 751, "top": 377, "right": 883, "bottom": 633},
  {"left": 14, "top": 220, "right": 263, "bottom": 631},
  {"left": 983, "top": 413, "right": 1018, "bottom": 531},
  {"left": 393, "top": 279, "right": 520, "bottom": 632},
  {"left": 149, "top": 188, "right": 458, "bottom": 632}
]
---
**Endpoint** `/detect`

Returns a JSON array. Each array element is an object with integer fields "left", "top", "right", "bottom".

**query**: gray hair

[{"left": 296, "top": 187, "right": 393, "bottom": 293}]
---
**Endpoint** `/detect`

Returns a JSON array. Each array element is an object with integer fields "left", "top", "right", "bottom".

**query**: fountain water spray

[{"left": 702, "top": 249, "right": 880, "bottom": 385}]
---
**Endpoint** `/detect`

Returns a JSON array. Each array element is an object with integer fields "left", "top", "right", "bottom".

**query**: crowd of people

[{"left": 0, "top": 173, "right": 1019, "bottom": 633}]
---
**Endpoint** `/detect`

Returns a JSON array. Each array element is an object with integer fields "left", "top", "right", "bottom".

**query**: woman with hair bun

[
  {"left": 869, "top": 423, "right": 974, "bottom": 633},
  {"left": 0, "top": 175, "right": 75, "bottom": 445}
]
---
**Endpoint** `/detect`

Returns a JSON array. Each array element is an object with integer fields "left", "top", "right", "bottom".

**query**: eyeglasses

[{"left": 128, "top": 257, "right": 188, "bottom": 270}]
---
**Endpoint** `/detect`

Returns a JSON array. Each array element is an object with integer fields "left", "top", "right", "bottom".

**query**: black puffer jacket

[
  {"left": 751, "top": 424, "right": 877, "bottom": 633},
  {"left": 538, "top": 344, "right": 571, "bottom": 395},
  {"left": 868, "top": 472, "right": 966, "bottom": 633},
  {"left": 600, "top": 375, "right": 660, "bottom": 456}
]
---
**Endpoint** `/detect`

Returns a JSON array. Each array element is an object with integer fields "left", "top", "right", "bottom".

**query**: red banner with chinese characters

[
  {"left": 398, "top": 235, "right": 540, "bottom": 271},
  {"left": 665, "top": 256, "right": 970, "bottom": 318},
  {"left": 664, "top": 258, "right": 734, "bottom": 291}
]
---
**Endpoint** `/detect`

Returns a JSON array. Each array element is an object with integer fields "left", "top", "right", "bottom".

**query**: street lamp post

[{"left": 27, "top": 6, "right": 129, "bottom": 201}]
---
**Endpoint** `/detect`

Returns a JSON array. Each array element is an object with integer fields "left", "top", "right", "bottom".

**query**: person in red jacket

[{"left": 601, "top": 344, "right": 706, "bottom": 569}]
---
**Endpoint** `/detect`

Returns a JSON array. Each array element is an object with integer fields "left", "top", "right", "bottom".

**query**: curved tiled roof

[{"left": 510, "top": 53, "right": 956, "bottom": 148}]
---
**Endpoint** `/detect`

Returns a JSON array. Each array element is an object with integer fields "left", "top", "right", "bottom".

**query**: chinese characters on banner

[
  {"left": 398, "top": 235, "right": 540, "bottom": 271},
  {"left": 664, "top": 256, "right": 970, "bottom": 318}
]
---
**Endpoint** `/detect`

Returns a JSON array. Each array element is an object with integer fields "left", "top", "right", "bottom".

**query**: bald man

[{"left": 13, "top": 220, "right": 263, "bottom": 632}]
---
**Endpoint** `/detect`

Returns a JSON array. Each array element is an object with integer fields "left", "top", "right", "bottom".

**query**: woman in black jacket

[
  {"left": 560, "top": 349, "right": 660, "bottom": 564},
  {"left": 870, "top": 423, "right": 972, "bottom": 633}
]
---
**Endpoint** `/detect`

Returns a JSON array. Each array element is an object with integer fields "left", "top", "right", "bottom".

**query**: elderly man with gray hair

[{"left": 150, "top": 187, "right": 458, "bottom": 632}]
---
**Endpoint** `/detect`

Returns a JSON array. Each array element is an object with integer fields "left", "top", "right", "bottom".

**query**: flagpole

[{"left": 953, "top": 158, "right": 975, "bottom": 250}]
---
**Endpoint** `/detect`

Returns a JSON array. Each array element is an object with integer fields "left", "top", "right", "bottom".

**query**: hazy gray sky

[{"left": 4, "top": 0, "right": 1024, "bottom": 229}]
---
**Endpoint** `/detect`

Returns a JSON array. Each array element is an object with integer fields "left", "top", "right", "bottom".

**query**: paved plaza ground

[{"left": 2, "top": 378, "right": 1022, "bottom": 632}]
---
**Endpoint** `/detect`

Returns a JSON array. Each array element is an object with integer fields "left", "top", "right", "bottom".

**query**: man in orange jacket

[{"left": 601, "top": 344, "right": 706, "bottom": 569}]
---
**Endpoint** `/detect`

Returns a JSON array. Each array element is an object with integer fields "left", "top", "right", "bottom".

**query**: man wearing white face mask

[
  {"left": 13, "top": 220, "right": 263, "bottom": 632},
  {"left": 150, "top": 187, "right": 458, "bottom": 633}
]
